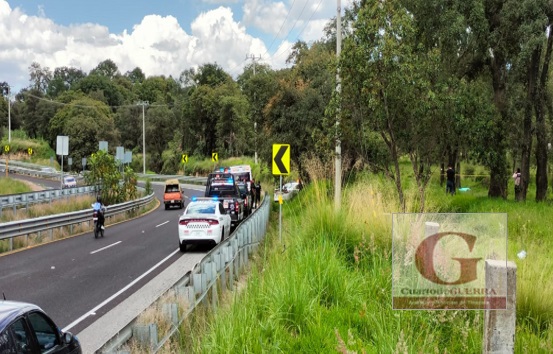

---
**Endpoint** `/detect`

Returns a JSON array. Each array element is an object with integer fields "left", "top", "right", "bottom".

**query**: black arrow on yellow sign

[{"left": 272, "top": 144, "right": 290, "bottom": 175}]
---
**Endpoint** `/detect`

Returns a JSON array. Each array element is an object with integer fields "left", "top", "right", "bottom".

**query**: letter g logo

[{"left": 415, "top": 232, "right": 481, "bottom": 285}]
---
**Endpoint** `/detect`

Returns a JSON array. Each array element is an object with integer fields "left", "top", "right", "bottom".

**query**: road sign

[
  {"left": 28, "top": 147, "right": 33, "bottom": 155},
  {"left": 82, "top": 157, "right": 87, "bottom": 167},
  {"left": 56, "top": 136, "right": 69, "bottom": 156},
  {"left": 181, "top": 154, "right": 188, "bottom": 164},
  {"left": 272, "top": 144, "right": 290, "bottom": 175},
  {"left": 3, "top": 145, "right": 9, "bottom": 153},
  {"left": 68, "top": 157, "right": 72, "bottom": 166},
  {"left": 116, "top": 146, "right": 125, "bottom": 162},
  {"left": 211, "top": 152, "right": 218, "bottom": 162},
  {"left": 124, "top": 151, "right": 132, "bottom": 164},
  {"left": 99, "top": 141, "right": 108, "bottom": 152}
]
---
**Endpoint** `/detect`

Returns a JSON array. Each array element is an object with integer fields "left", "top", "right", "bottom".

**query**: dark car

[
  {"left": 0, "top": 300, "right": 81, "bottom": 353},
  {"left": 237, "top": 181, "right": 252, "bottom": 216},
  {"left": 204, "top": 176, "right": 245, "bottom": 226}
]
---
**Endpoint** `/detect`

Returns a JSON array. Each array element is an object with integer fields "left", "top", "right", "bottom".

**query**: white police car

[{"left": 178, "top": 197, "right": 232, "bottom": 252}]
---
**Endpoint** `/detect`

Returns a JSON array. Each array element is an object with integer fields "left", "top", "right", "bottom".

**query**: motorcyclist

[{"left": 92, "top": 196, "right": 107, "bottom": 230}]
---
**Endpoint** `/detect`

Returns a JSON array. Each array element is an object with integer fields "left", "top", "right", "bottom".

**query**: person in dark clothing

[
  {"left": 250, "top": 178, "right": 257, "bottom": 208},
  {"left": 446, "top": 165, "right": 455, "bottom": 195},
  {"left": 254, "top": 180, "right": 261, "bottom": 208},
  {"left": 513, "top": 168, "right": 522, "bottom": 201}
]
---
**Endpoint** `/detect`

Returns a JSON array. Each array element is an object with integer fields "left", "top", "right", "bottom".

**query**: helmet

[{"left": 96, "top": 196, "right": 102, "bottom": 203}]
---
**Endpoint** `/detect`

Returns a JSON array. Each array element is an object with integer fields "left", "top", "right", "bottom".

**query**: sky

[{"left": 0, "top": 0, "right": 352, "bottom": 94}]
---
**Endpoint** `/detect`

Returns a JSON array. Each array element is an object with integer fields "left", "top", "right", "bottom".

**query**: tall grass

[{"left": 183, "top": 172, "right": 552, "bottom": 353}]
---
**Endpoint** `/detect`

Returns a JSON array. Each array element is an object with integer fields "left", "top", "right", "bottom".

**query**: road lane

[{"left": 0, "top": 182, "right": 207, "bottom": 334}]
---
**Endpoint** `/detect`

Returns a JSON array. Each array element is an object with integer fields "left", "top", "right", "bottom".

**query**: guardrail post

[
  {"left": 211, "top": 261, "right": 218, "bottom": 309},
  {"left": 162, "top": 303, "right": 179, "bottom": 327},
  {"left": 132, "top": 323, "right": 158, "bottom": 349}
]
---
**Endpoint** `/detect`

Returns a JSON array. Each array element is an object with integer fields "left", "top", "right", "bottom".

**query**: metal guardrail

[
  {"left": 96, "top": 194, "right": 271, "bottom": 353},
  {"left": 0, "top": 186, "right": 98, "bottom": 215},
  {"left": 0, "top": 191, "right": 155, "bottom": 251},
  {"left": 138, "top": 174, "right": 207, "bottom": 185}
]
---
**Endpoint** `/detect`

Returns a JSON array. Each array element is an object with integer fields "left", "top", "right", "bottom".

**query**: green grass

[
  {"left": 179, "top": 171, "right": 553, "bottom": 353},
  {"left": 0, "top": 177, "right": 33, "bottom": 194}
]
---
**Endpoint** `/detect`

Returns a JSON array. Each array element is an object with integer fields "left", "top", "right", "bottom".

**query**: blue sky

[{"left": 1, "top": 0, "right": 352, "bottom": 93}]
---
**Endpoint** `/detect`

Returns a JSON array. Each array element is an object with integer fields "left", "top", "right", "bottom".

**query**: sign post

[
  {"left": 272, "top": 144, "right": 291, "bottom": 243},
  {"left": 211, "top": 152, "right": 218, "bottom": 171},
  {"left": 181, "top": 154, "right": 188, "bottom": 175},
  {"left": 3, "top": 144, "right": 9, "bottom": 177},
  {"left": 56, "top": 136, "right": 69, "bottom": 189}
]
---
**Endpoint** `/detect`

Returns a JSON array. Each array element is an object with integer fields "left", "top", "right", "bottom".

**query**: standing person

[
  {"left": 513, "top": 168, "right": 522, "bottom": 201},
  {"left": 446, "top": 165, "right": 455, "bottom": 195},
  {"left": 250, "top": 178, "right": 257, "bottom": 208},
  {"left": 254, "top": 179, "right": 261, "bottom": 208}
]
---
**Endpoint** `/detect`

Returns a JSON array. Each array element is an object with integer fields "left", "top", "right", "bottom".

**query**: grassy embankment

[
  {"left": 172, "top": 163, "right": 553, "bottom": 353},
  {"left": 0, "top": 177, "right": 157, "bottom": 253}
]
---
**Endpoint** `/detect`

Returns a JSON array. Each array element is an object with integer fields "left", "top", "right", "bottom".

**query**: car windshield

[
  {"left": 64, "top": 177, "right": 75, "bottom": 182},
  {"left": 186, "top": 204, "right": 216, "bottom": 214}
]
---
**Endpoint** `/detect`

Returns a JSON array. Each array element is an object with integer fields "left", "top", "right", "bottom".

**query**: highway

[{"left": 0, "top": 175, "right": 207, "bottom": 334}]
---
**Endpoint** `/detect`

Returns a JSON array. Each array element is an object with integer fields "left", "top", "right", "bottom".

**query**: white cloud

[
  {"left": 0, "top": 0, "right": 350, "bottom": 93},
  {"left": 201, "top": 0, "right": 239, "bottom": 3},
  {"left": 0, "top": 2, "right": 271, "bottom": 92}
]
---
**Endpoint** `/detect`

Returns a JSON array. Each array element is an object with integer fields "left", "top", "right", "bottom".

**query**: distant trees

[{"left": 2, "top": 1, "right": 553, "bottom": 206}]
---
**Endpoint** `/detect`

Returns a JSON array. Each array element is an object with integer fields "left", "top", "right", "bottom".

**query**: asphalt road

[{"left": 0, "top": 176, "right": 208, "bottom": 334}]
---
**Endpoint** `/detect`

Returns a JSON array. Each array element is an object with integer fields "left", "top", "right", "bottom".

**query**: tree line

[{"left": 1, "top": 0, "right": 553, "bottom": 208}]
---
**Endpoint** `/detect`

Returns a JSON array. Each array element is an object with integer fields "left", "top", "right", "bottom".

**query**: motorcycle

[{"left": 93, "top": 210, "right": 104, "bottom": 238}]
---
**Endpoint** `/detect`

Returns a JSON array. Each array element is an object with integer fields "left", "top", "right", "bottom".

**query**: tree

[
  {"left": 75, "top": 74, "right": 124, "bottom": 108},
  {"left": 340, "top": 0, "right": 448, "bottom": 210},
  {"left": 49, "top": 96, "right": 119, "bottom": 171},
  {"left": 28, "top": 62, "right": 52, "bottom": 93},
  {"left": 90, "top": 59, "right": 120, "bottom": 79},
  {"left": 145, "top": 105, "right": 176, "bottom": 172},
  {"left": 47, "top": 66, "right": 86, "bottom": 98},
  {"left": 125, "top": 67, "right": 146, "bottom": 84}
]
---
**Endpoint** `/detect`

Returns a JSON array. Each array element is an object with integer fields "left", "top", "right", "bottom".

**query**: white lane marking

[
  {"left": 156, "top": 221, "right": 170, "bottom": 228},
  {"left": 90, "top": 241, "right": 122, "bottom": 255},
  {"left": 62, "top": 249, "right": 179, "bottom": 332}
]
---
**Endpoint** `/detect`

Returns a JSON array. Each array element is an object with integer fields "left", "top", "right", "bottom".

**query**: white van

[{"left": 229, "top": 165, "right": 252, "bottom": 191}]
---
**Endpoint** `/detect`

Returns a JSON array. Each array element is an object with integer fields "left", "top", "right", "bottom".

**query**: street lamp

[{"left": 137, "top": 101, "right": 149, "bottom": 174}]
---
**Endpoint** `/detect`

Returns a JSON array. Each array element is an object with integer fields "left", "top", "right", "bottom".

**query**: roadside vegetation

[
  {"left": 0, "top": 177, "right": 33, "bottom": 195},
  {"left": 166, "top": 167, "right": 552, "bottom": 353}
]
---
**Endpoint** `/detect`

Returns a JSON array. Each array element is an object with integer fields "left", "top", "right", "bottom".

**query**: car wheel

[
  {"left": 221, "top": 227, "right": 224, "bottom": 242},
  {"left": 179, "top": 242, "right": 187, "bottom": 252},
  {"left": 165, "top": 204, "right": 169, "bottom": 210}
]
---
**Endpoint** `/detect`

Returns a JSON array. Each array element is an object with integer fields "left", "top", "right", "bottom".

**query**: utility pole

[
  {"left": 334, "top": 0, "right": 342, "bottom": 211},
  {"left": 3, "top": 85, "right": 11, "bottom": 143},
  {"left": 246, "top": 54, "right": 262, "bottom": 165},
  {"left": 137, "top": 101, "right": 149, "bottom": 174}
]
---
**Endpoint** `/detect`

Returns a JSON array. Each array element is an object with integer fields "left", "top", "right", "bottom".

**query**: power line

[{"left": 271, "top": 0, "right": 325, "bottom": 62}]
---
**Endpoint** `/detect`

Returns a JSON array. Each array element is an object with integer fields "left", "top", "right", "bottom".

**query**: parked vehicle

[
  {"left": 178, "top": 198, "right": 231, "bottom": 252},
  {"left": 0, "top": 300, "right": 82, "bottom": 353},
  {"left": 204, "top": 175, "right": 245, "bottom": 226},
  {"left": 62, "top": 175, "right": 77, "bottom": 188},
  {"left": 274, "top": 182, "right": 302, "bottom": 202},
  {"left": 164, "top": 179, "right": 184, "bottom": 210},
  {"left": 229, "top": 165, "right": 252, "bottom": 191}
]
